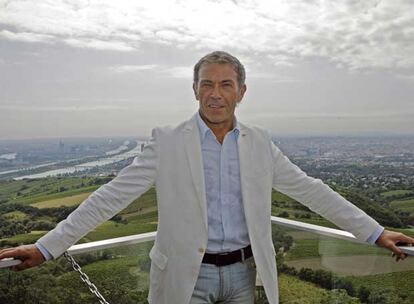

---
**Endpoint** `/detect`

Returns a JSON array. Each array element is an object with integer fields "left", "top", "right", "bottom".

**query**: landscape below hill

[{"left": 0, "top": 135, "right": 413, "bottom": 303}]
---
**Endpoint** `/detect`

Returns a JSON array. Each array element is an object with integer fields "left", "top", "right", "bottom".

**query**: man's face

[{"left": 193, "top": 63, "right": 246, "bottom": 127}]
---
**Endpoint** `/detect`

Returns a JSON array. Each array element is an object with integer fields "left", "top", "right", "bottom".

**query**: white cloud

[
  {"left": 64, "top": 38, "right": 135, "bottom": 51},
  {"left": 0, "top": 0, "right": 413, "bottom": 71},
  {"left": 0, "top": 105, "right": 127, "bottom": 111},
  {"left": 0, "top": 29, "right": 52, "bottom": 43},
  {"left": 164, "top": 66, "right": 193, "bottom": 79},
  {"left": 120, "top": 64, "right": 282, "bottom": 81},
  {"left": 108, "top": 64, "right": 158, "bottom": 73},
  {"left": 246, "top": 109, "right": 414, "bottom": 120}
]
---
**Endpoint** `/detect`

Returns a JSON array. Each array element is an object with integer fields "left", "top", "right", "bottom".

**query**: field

[
  {"left": 0, "top": 176, "right": 103, "bottom": 206},
  {"left": 63, "top": 242, "right": 153, "bottom": 292},
  {"left": 1, "top": 178, "right": 414, "bottom": 303},
  {"left": 390, "top": 198, "right": 414, "bottom": 213},
  {"left": 284, "top": 231, "right": 387, "bottom": 260},
  {"left": 30, "top": 192, "right": 92, "bottom": 208},
  {"left": 347, "top": 270, "right": 414, "bottom": 300},
  {"left": 380, "top": 189, "right": 413, "bottom": 197},
  {"left": 83, "top": 212, "right": 158, "bottom": 242},
  {"left": 1, "top": 210, "right": 28, "bottom": 220},
  {"left": 278, "top": 225, "right": 414, "bottom": 303},
  {"left": 278, "top": 274, "right": 359, "bottom": 303},
  {"left": 272, "top": 190, "right": 297, "bottom": 203},
  {"left": 1, "top": 230, "right": 47, "bottom": 244},
  {"left": 286, "top": 255, "right": 414, "bottom": 276}
]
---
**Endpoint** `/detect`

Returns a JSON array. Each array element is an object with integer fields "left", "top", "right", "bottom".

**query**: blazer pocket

[{"left": 149, "top": 245, "right": 168, "bottom": 270}]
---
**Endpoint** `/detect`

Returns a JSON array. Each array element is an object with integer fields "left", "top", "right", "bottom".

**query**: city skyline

[{"left": 1, "top": 0, "right": 413, "bottom": 139}]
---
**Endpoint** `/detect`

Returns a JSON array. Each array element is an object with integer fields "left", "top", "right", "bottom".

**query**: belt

[{"left": 202, "top": 245, "right": 253, "bottom": 266}]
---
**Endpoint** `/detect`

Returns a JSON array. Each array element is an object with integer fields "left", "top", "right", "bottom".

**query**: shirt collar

[{"left": 196, "top": 111, "right": 240, "bottom": 143}]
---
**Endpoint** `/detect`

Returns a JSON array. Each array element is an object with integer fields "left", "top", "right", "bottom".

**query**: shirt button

[{"left": 198, "top": 248, "right": 205, "bottom": 254}]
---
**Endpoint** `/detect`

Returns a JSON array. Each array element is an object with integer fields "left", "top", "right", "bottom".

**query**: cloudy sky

[{"left": 0, "top": 0, "right": 413, "bottom": 139}]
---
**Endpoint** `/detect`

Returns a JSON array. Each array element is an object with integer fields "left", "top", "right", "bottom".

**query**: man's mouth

[{"left": 208, "top": 104, "right": 224, "bottom": 109}]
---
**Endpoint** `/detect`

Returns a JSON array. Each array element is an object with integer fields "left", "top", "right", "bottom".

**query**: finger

[
  {"left": 0, "top": 248, "right": 20, "bottom": 259},
  {"left": 399, "top": 235, "right": 414, "bottom": 245},
  {"left": 11, "top": 260, "right": 30, "bottom": 272},
  {"left": 0, "top": 247, "right": 15, "bottom": 254},
  {"left": 389, "top": 244, "right": 405, "bottom": 262},
  {"left": 0, "top": 249, "right": 12, "bottom": 258},
  {"left": 396, "top": 253, "right": 407, "bottom": 262},
  {"left": 1, "top": 246, "right": 35, "bottom": 259},
  {"left": 390, "top": 243, "right": 404, "bottom": 257}
]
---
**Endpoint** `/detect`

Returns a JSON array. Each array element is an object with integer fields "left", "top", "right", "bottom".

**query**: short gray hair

[{"left": 193, "top": 51, "right": 246, "bottom": 88}]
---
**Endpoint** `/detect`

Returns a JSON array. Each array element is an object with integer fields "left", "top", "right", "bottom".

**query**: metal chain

[{"left": 63, "top": 252, "right": 111, "bottom": 304}]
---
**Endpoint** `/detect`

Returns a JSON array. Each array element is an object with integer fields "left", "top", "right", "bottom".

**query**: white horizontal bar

[
  {"left": 67, "top": 231, "right": 156, "bottom": 256},
  {"left": 3, "top": 217, "right": 414, "bottom": 271},
  {"left": 63, "top": 217, "right": 414, "bottom": 256},
  {"left": 0, "top": 232, "right": 158, "bottom": 269},
  {"left": 271, "top": 216, "right": 361, "bottom": 243},
  {"left": 0, "top": 258, "right": 21, "bottom": 269},
  {"left": 270, "top": 216, "right": 414, "bottom": 255}
]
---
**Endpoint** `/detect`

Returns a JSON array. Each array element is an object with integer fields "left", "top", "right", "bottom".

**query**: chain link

[{"left": 63, "top": 252, "right": 111, "bottom": 304}]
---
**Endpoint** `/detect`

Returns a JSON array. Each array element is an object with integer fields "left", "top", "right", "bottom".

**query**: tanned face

[{"left": 193, "top": 63, "right": 246, "bottom": 130}]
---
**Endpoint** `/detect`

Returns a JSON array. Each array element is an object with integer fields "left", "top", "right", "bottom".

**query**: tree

[
  {"left": 357, "top": 285, "right": 370, "bottom": 303},
  {"left": 321, "top": 289, "right": 360, "bottom": 304}
]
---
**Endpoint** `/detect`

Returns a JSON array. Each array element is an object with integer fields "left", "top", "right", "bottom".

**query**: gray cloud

[
  {"left": 0, "top": 0, "right": 413, "bottom": 139},
  {"left": 0, "top": 0, "right": 413, "bottom": 71},
  {"left": 245, "top": 109, "right": 414, "bottom": 120}
]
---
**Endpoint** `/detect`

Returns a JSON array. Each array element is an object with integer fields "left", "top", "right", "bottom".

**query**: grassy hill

[{"left": 1, "top": 177, "right": 413, "bottom": 304}]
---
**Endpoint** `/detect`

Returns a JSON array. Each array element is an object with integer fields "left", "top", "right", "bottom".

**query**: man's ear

[
  {"left": 192, "top": 82, "right": 199, "bottom": 101},
  {"left": 237, "top": 84, "right": 247, "bottom": 103}
]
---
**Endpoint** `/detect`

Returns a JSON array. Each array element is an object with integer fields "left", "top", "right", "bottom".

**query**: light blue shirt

[
  {"left": 367, "top": 226, "right": 384, "bottom": 245},
  {"left": 196, "top": 112, "right": 250, "bottom": 253},
  {"left": 195, "top": 112, "right": 383, "bottom": 250},
  {"left": 35, "top": 241, "right": 52, "bottom": 260}
]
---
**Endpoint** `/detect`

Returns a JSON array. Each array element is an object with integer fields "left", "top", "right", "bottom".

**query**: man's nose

[{"left": 211, "top": 84, "right": 222, "bottom": 99}]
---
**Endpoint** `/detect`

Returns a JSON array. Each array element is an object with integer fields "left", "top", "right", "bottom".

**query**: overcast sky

[{"left": 0, "top": 0, "right": 413, "bottom": 139}]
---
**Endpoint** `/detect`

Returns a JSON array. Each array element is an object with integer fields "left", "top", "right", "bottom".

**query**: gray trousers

[{"left": 190, "top": 256, "right": 257, "bottom": 304}]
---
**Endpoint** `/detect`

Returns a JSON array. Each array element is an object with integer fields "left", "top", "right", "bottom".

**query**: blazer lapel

[
  {"left": 237, "top": 123, "right": 253, "bottom": 219},
  {"left": 183, "top": 115, "right": 208, "bottom": 232}
]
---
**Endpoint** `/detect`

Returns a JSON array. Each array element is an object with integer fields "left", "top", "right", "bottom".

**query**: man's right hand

[{"left": 0, "top": 244, "right": 45, "bottom": 271}]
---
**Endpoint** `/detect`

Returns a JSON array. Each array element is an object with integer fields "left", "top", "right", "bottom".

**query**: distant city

[
  {"left": 274, "top": 136, "right": 414, "bottom": 190},
  {"left": 0, "top": 136, "right": 413, "bottom": 190},
  {"left": 0, "top": 137, "right": 148, "bottom": 180}
]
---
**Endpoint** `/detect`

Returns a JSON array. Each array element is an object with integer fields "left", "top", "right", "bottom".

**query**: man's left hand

[{"left": 375, "top": 229, "right": 414, "bottom": 261}]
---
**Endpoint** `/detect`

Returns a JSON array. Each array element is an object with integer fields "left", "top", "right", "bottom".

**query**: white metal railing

[
  {"left": 67, "top": 231, "right": 156, "bottom": 255},
  {"left": 65, "top": 217, "right": 414, "bottom": 256},
  {"left": 2, "top": 217, "right": 413, "bottom": 271}
]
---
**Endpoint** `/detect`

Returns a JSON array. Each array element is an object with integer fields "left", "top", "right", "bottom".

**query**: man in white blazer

[{"left": 1, "top": 51, "right": 413, "bottom": 304}]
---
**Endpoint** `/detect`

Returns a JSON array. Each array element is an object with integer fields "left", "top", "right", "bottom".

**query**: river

[{"left": 13, "top": 140, "right": 146, "bottom": 180}]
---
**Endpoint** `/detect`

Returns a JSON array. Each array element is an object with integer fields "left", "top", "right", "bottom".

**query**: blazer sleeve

[
  {"left": 36, "top": 129, "right": 159, "bottom": 259},
  {"left": 270, "top": 141, "right": 381, "bottom": 242}
]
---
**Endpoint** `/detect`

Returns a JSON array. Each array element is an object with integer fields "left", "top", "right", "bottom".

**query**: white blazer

[{"left": 38, "top": 114, "right": 381, "bottom": 304}]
